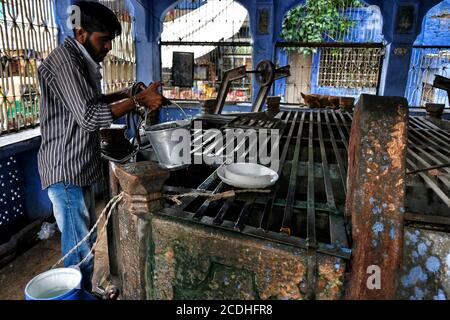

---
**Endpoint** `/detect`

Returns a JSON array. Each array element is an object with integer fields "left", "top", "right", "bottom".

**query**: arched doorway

[
  {"left": 275, "top": 0, "right": 384, "bottom": 105},
  {"left": 160, "top": 0, "right": 252, "bottom": 103},
  {"left": 405, "top": 0, "right": 450, "bottom": 108}
]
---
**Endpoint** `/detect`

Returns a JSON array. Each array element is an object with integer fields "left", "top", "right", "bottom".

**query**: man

[{"left": 38, "top": 1, "right": 163, "bottom": 291}]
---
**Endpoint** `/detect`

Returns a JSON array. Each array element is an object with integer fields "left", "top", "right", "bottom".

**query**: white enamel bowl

[{"left": 218, "top": 163, "right": 279, "bottom": 189}]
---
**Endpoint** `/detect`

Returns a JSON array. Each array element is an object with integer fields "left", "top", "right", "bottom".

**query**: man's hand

[{"left": 135, "top": 82, "right": 165, "bottom": 111}]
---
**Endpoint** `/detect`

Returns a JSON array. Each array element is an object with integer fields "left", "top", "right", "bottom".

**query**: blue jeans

[{"left": 47, "top": 182, "right": 96, "bottom": 292}]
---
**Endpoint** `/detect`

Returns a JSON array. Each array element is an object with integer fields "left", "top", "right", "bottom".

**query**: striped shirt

[{"left": 37, "top": 37, "right": 113, "bottom": 189}]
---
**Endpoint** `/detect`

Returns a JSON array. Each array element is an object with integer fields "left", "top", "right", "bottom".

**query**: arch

[
  {"left": 274, "top": 0, "right": 385, "bottom": 104},
  {"left": 159, "top": 0, "right": 253, "bottom": 102},
  {"left": 405, "top": 0, "right": 450, "bottom": 107},
  {"left": 414, "top": 0, "right": 450, "bottom": 46},
  {"left": 159, "top": 0, "right": 250, "bottom": 42}
]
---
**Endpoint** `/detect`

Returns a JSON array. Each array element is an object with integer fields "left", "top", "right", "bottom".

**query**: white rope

[{"left": 51, "top": 192, "right": 125, "bottom": 270}]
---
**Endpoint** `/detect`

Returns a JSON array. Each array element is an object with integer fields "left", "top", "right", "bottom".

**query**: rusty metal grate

[
  {"left": 159, "top": 109, "right": 450, "bottom": 260},
  {"left": 160, "top": 110, "right": 352, "bottom": 259}
]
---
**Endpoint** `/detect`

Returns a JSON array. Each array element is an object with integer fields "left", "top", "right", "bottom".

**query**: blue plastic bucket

[{"left": 24, "top": 268, "right": 94, "bottom": 300}]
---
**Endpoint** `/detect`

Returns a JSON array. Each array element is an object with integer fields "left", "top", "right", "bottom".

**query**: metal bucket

[{"left": 145, "top": 104, "right": 192, "bottom": 170}]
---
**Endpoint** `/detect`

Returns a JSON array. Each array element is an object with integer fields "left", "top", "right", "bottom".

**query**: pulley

[{"left": 250, "top": 60, "right": 276, "bottom": 87}]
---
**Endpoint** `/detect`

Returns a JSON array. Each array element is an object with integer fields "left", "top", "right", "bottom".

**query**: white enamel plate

[{"left": 217, "top": 163, "right": 279, "bottom": 189}]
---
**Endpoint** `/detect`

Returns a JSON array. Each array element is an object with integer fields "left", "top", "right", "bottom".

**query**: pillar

[
  {"left": 109, "top": 161, "right": 170, "bottom": 300},
  {"left": 345, "top": 94, "right": 409, "bottom": 299}
]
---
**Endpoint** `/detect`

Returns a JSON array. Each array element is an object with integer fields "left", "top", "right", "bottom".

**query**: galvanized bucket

[{"left": 145, "top": 104, "right": 192, "bottom": 170}]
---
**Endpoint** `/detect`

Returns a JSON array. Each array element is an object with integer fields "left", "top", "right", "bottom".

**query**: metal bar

[
  {"left": 407, "top": 158, "right": 450, "bottom": 207},
  {"left": 405, "top": 212, "right": 450, "bottom": 226},
  {"left": 408, "top": 137, "right": 450, "bottom": 164},
  {"left": 235, "top": 195, "right": 257, "bottom": 231},
  {"left": 409, "top": 121, "right": 450, "bottom": 148},
  {"left": 280, "top": 112, "right": 306, "bottom": 236},
  {"left": 410, "top": 117, "right": 450, "bottom": 144},
  {"left": 324, "top": 111, "right": 347, "bottom": 194},
  {"left": 306, "top": 111, "right": 317, "bottom": 247},
  {"left": 160, "top": 41, "right": 252, "bottom": 46},
  {"left": 159, "top": 207, "right": 352, "bottom": 260},
  {"left": 214, "top": 66, "right": 247, "bottom": 114},
  {"left": 317, "top": 111, "right": 348, "bottom": 247},
  {"left": 193, "top": 182, "right": 225, "bottom": 220},
  {"left": 259, "top": 112, "right": 298, "bottom": 230},
  {"left": 306, "top": 111, "right": 317, "bottom": 300},
  {"left": 331, "top": 111, "right": 349, "bottom": 151},
  {"left": 407, "top": 149, "right": 450, "bottom": 188},
  {"left": 407, "top": 162, "right": 450, "bottom": 175},
  {"left": 163, "top": 185, "right": 213, "bottom": 196},
  {"left": 276, "top": 41, "right": 384, "bottom": 49},
  {"left": 178, "top": 169, "right": 220, "bottom": 210},
  {"left": 213, "top": 198, "right": 235, "bottom": 225}
]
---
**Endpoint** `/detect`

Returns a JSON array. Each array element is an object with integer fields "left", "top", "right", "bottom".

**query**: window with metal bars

[
  {"left": 99, "top": 0, "right": 136, "bottom": 94},
  {"left": 160, "top": 0, "right": 252, "bottom": 102},
  {"left": 0, "top": 0, "right": 58, "bottom": 134},
  {"left": 405, "top": 47, "right": 450, "bottom": 108},
  {"left": 317, "top": 47, "right": 383, "bottom": 89},
  {"left": 276, "top": 1, "right": 384, "bottom": 104}
]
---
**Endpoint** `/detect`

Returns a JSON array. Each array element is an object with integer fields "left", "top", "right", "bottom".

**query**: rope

[
  {"left": 165, "top": 189, "right": 271, "bottom": 206},
  {"left": 51, "top": 192, "right": 124, "bottom": 270}
]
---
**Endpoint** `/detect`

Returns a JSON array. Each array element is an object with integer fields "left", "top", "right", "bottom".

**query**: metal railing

[
  {"left": 276, "top": 0, "right": 384, "bottom": 105},
  {"left": 405, "top": 46, "right": 450, "bottom": 108},
  {"left": 275, "top": 43, "right": 384, "bottom": 105},
  {"left": 99, "top": 0, "right": 136, "bottom": 94},
  {"left": 0, "top": 0, "right": 58, "bottom": 134}
]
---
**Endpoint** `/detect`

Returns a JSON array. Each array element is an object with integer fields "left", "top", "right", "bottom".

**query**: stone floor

[{"left": 0, "top": 199, "right": 110, "bottom": 300}]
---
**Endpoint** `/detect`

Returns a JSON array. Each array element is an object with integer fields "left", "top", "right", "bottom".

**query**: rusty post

[
  {"left": 111, "top": 161, "right": 170, "bottom": 299},
  {"left": 425, "top": 103, "right": 445, "bottom": 120},
  {"left": 266, "top": 96, "right": 281, "bottom": 116},
  {"left": 345, "top": 94, "right": 409, "bottom": 300}
]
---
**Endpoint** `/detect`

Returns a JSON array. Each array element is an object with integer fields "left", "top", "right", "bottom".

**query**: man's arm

[
  {"left": 109, "top": 83, "right": 164, "bottom": 120},
  {"left": 50, "top": 63, "right": 164, "bottom": 129},
  {"left": 102, "top": 89, "right": 129, "bottom": 104}
]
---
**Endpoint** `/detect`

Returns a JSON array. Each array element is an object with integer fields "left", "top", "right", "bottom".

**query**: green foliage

[{"left": 281, "top": 0, "right": 363, "bottom": 55}]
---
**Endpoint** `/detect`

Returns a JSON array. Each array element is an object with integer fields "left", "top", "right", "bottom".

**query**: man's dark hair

[{"left": 74, "top": 1, "right": 122, "bottom": 37}]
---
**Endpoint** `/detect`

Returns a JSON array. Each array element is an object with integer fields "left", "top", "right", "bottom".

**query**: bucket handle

[
  {"left": 144, "top": 101, "right": 190, "bottom": 125},
  {"left": 171, "top": 101, "right": 190, "bottom": 121}
]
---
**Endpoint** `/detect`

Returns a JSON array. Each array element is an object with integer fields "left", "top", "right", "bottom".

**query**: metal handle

[{"left": 171, "top": 101, "right": 190, "bottom": 120}]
